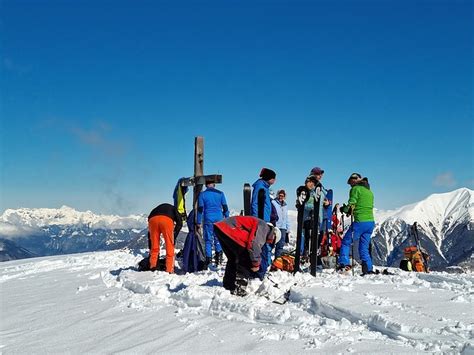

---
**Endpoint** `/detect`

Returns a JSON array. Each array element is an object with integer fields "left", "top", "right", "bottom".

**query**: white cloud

[{"left": 433, "top": 172, "right": 457, "bottom": 188}]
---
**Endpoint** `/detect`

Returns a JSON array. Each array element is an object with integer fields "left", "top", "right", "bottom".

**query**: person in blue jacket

[
  {"left": 271, "top": 189, "right": 290, "bottom": 258},
  {"left": 197, "top": 181, "right": 230, "bottom": 267},
  {"left": 251, "top": 168, "right": 276, "bottom": 222}
]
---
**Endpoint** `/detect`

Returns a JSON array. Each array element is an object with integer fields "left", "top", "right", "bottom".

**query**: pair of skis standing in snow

[{"left": 243, "top": 167, "right": 337, "bottom": 278}]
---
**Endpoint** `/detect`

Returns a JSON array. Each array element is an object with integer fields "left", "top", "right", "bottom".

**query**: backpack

[
  {"left": 137, "top": 257, "right": 166, "bottom": 272},
  {"left": 401, "top": 246, "right": 428, "bottom": 272},
  {"left": 271, "top": 254, "right": 295, "bottom": 272}
]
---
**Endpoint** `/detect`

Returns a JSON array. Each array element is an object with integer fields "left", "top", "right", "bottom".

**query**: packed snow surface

[{"left": 1, "top": 249, "right": 472, "bottom": 354}]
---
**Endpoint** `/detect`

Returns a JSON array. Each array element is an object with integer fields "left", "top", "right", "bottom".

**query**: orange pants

[{"left": 148, "top": 215, "right": 175, "bottom": 273}]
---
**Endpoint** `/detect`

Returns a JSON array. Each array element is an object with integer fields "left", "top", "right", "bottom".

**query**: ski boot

[
  {"left": 361, "top": 262, "right": 376, "bottom": 276},
  {"left": 204, "top": 256, "right": 212, "bottom": 269},
  {"left": 336, "top": 264, "right": 352, "bottom": 274}
]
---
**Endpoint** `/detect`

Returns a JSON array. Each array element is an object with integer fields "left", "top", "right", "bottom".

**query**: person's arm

[
  {"left": 257, "top": 188, "right": 265, "bottom": 220},
  {"left": 221, "top": 193, "right": 229, "bottom": 218},
  {"left": 285, "top": 207, "right": 290, "bottom": 230},
  {"left": 347, "top": 187, "right": 360, "bottom": 209},
  {"left": 174, "top": 208, "right": 183, "bottom": 239},
  {"left": 197, "top": 193, "right": 204, "bottom": 224},
  {"left": 341, "top": 187, "right": 359, "bottom": 214},
  {"left": 244, "top": 219, "right": 267, "bottom": 270}
]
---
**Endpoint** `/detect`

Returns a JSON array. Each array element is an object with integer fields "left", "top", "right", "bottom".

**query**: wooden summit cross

[{"left": 180, "top": 136, "right": 222, "bottom": 228}]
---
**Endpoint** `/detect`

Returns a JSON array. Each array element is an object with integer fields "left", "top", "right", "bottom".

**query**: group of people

[{"left": 144, "top": 166, "right": 376, "bottom": 295}]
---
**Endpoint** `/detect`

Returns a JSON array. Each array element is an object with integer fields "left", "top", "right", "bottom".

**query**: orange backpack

[
  {"left": 403, "top": 246, "right": 428, "bottom": 272},
  {"left": 271, "top": 254, "right": 295, "bottom": 272}
]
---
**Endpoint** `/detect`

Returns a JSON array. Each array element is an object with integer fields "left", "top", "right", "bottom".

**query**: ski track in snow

[
  {"left": 99, "top": 251, "right": 473, "bottom": 353},
  {"left": 1, "top": 249, "right": 473, "bottom": 354}
]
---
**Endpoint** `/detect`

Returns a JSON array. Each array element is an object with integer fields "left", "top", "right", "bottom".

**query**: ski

[
  {"left": 310, "top": 183, "right": 322, "bottom": 276},
  {"left": 294, "top": 185, "right": 309, "bottom": 273},
  {"left": 411, "top": 222, "right": 430, "bottom": 272},
  {"left": 243, "top": 183, "right": 251, "bottom": 216},
  {"left": 322, "top": 189, "right": 333, "bottom": 257}
]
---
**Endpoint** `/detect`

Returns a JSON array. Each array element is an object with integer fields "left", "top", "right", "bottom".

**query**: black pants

[{"left": 214, "top": 227, "right": 253, "bottom": 291}]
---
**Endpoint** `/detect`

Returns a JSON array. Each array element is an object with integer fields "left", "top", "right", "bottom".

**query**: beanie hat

[
  {"left": 260, "top": 168, "right": 276, "bottom": 181},
  {"left": 310, "top": 167, "right": 324, "bottom": 176},
  {"left": 305, "top": 175, "right": 318, "bottom": 184},
  {"left": 347, "top": 172, "right": 362, "bottom": 184}
]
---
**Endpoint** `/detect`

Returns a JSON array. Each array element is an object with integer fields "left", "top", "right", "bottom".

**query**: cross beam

[{"left": 180, "top": 174, "right": 222, "bottom": 187}]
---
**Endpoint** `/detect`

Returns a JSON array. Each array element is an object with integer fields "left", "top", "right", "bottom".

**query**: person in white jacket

[{"left": 271, "top": 189, "right": 290, "bottom": 257}]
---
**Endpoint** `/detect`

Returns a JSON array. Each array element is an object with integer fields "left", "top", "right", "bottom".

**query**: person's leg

[
  {"left": 203, "top": 222, "right": 213, "bottom": 258},
  {"left": 275, "top": 229, "right": 286, "bottom": 258},
  {"left": 358, "top": 222, "right": 375, "bottom": 273},
  {"left": 207, "top": 221, "right": 223, "bottom": 264},
  {"left": 160, "top": 216, "right": 175, "bottom": 273},
  {"left": 215, "top": 226, "right": 238, "bottom": 291},
  {"left": 148, "top": 216, "right": 161, "bottom": 269},
  {"left": 338, "top": 223, "right": 355, "bottom": 267},
  {"left": 303, "top": 221, "right": 311, "bottom": 256},
  {"left": 211, "top": 222, "right": 223, "bottom": 254}
]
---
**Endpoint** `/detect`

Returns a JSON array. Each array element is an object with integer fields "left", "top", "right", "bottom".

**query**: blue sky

[{"left": 1, "top": 0, "right": 472, "bottom": 215}]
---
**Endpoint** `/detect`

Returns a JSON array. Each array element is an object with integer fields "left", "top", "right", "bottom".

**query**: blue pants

[
  {"left": 338, "top": 221, "right": 375, "bottom": 272},
  {"left": 204, "top": 221, "right": 222, "bottom": 257},
  {"left": 275, "top": 228, "right": 287, "bottom": 258},
  {"left": 255, "top": 243, "right": 272, "bottom": 280}
]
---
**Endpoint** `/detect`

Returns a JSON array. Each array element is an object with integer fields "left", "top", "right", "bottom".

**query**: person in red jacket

[
  {"left": 330, "top": 228, "right": 343, "bottom": 256},
  {"left": 214, "top": 216, "right": 280, "bottom": 295},
  {"left": 147, "top": 203, "right": 183, "bottom": 273}
]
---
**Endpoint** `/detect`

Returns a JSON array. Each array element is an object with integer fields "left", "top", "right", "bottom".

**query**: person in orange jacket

[
  {"left": 147, "top": 203, "right": 183, "bottom": 273},
  {"left": 214, "top": 216, "right": 280, "bottom": 295}
]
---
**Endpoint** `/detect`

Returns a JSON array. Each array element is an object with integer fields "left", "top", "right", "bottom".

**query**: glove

[{"left": 339, "top": 204, "right": 348, "bottom": 214}]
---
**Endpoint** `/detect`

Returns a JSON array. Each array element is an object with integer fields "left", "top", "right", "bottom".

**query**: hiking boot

[
  {"left": 204, "top": 257, "right": 212, "bottom": 268},
  {"left": 361, "top": 262, "right": 369, "bottom": 275},
  {"left": 231, "top": 287, "right": 248, "bottom": 297},
  {"left": 231, "top": 277, "right": 248, "bottom": 297},
  {"left": 361, "top": 270, "right": 377, "bottom": 276},
  {"left": 214, "top": 251, "right": 223, "bottom": 266}
]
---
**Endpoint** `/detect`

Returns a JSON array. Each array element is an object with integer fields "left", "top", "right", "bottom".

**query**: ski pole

[{"left": 351, "top": 212, "right": 354, "bottom": 276}]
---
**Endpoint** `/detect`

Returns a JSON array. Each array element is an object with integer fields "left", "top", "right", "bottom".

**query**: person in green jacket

[{"left": 338, "top": 173, "right": 375, "bottom": 274}]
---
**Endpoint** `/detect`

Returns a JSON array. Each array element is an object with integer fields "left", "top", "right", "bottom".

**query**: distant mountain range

[
  {"left": 0, "top": 206, "right": 148, "bottom": 261},
  {"left": 1, "top": 189, "right": 472, "bottom": 270}
]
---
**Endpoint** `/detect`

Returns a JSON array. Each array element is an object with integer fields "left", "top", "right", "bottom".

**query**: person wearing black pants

[{"left": 213, "top": 216, "right": 280, "bottom": 295}]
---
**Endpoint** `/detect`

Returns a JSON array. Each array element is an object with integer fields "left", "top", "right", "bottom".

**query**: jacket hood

[{"left": 356, "top": 178, "right": 370, "bottom": 189}]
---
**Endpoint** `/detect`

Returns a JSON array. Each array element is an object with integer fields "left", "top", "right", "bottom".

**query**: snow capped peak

[
  {"left": 376, "top": 188, "right": 473, "bottom": 227},
  {"left": 372, "top": 188, "right": 474, "bottom": 268},
  {"left": 0, "top": 206, "right": 147, "bottom": 231}
]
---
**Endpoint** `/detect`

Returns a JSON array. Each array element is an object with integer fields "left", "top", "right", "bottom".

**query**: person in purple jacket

[{"left": 197, "top": 181, "right": 230, "bottom": 267}]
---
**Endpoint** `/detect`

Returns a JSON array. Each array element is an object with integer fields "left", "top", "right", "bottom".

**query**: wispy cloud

[
  {"left": 67, "top": 122, "right": 128, "bottom": 158},
  {"left": 433, "top": 172, "right": 457, "bottom": 188}
]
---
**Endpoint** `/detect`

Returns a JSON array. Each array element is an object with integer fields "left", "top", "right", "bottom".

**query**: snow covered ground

[{"left": 1, "top": 249, "right": 472, "bottom": 354}]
